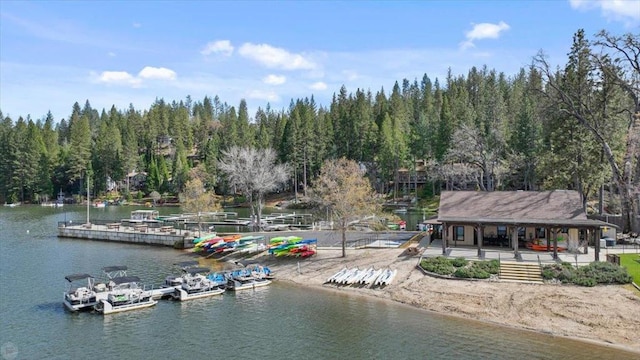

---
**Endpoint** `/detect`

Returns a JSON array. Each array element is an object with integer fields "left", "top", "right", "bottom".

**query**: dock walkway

[{"left": 58, "top": 221, "right": 193, "bottom": 248}]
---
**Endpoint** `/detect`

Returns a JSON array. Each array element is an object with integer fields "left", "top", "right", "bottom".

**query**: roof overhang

[{"left": 437, "top": 217, "right": 619, "bottom": 229}]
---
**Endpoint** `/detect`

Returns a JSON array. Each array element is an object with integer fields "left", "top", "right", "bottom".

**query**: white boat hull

[
  {"left": 175, "top": 287, "right": 225, "bottom": 301},
  {"left": 97, "top": 298, "right": 157, "bottom": 315},
  {"left": 63, "top": 297, "right": 98, "bottom": 311},
  {"left": 63, "top": 290, "right": 109, "bottom": 312},
  {"left": 228, "top": 278, "right": 271, "bottom": 291}
]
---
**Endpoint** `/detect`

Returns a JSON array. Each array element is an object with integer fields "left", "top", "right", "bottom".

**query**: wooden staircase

[{"left": 499, "top": 261, "right": 543, "bottom": 283}]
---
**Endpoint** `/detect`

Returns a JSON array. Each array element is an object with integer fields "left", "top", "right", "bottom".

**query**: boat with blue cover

[
  {"left": 173, "top": 267, "right": 225, "bottom": 301},
  {"left": 225, "top": 268, "right": 272, "bottom": 291}
]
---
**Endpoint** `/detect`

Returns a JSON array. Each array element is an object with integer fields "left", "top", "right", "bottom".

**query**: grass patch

[{"left": 618, "top": 253, "right": 640, "bottom": 285}]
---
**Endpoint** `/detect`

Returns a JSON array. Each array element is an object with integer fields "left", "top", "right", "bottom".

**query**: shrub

[
  {"left": 420, "top": 257, "right": 455, "bottom": 275},
  {"left": 451, "top": 257, "right": 468, "bottom": 267},
  {"left": 453, "top": 267, "right": 473, "bottom": 278},
  {"left": 572, "top": 276, "right": 597, "bottom": 287},
  {"left": 576, "top": 262, "right": 632, "bottom": 285},
  {"left": 454, "top": 266, "right": 491, "bottom": 279},
  {"left": 541, "top": 261, "right": 632, "bottom": 286},
  {"left": 468, "top": 262, "right": 491, "bottom": 279},
  {"left": 420, "top": 257, "right": 495, "bottom": 279},
  {"left": 474, "top": 259, "right": 500, "bottom": 274}
]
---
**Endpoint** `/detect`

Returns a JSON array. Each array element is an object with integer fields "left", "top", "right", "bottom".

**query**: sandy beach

[{"left": 250, "top": 247, "right": 640, "bottom": 354}]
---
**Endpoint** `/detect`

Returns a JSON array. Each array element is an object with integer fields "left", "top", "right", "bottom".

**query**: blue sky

[{"left": 1, "top": 0, "right": 638, "bottom": 122}]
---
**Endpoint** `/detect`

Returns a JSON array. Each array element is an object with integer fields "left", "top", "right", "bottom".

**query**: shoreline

[{"left": 242, "top": 247, "right": 640, "bottom": 354}]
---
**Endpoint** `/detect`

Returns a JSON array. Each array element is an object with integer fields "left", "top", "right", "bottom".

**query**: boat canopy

[
  {"left": 174, "top": 261, "right": 199, "bottom": 268},
  {"left": 185, "top": 267, "right": 211, "bottom": 275},
  {"left": 102, "top": 265, "right": 128, "bottom": 272},
  {"left": 130, "top": 210, "right": 159, "bottom": 221},
  {"left": 65, "top": 273, "right": 93, "bottom": 282},
  {"left": 110, "top": 276, "right": 141, "bottom": 285}
]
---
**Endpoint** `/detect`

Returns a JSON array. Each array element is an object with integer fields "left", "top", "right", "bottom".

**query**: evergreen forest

[{"left": 1, "top": 29, "right": 638, "bottom": 232}]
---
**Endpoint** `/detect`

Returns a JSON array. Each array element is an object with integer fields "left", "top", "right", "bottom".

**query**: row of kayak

[
  {"left": 192, "top": 234, "right": 318, "bottom": 258},
  {"left": 326, "top": 267, "right": 397, "bottom": 287},
  {"left": 268, "top": 236, "right": 317, "bottom": 258},
  {"left": 193, "top": 234, "right": 266, "bottom": 255}
]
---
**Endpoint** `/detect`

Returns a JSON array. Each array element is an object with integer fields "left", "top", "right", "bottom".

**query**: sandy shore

[{"left": 249, "top": 247, "right": 640, "bottom": 353}]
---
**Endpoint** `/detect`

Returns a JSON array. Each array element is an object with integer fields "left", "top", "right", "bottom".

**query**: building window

[
  {"left": 497, "top": 226, "right": 507, "bottom": 237},
  {"left": 454, "top": 226, "right": 464, "bottom": 241},
  {"left": 536, "top": 228, "right": 546, "bottom": 239}
]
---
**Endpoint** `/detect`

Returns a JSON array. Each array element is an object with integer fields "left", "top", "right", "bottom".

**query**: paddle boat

[
  {"left": 327, "top": 268, "right": 349, "bottom": 283},
  {"left": 335, "top": 268, "right": 359, "bottom": 284},
  {"left": 359, "top": 268, "right": 383, "bottom": 285},
  {"left": 373, "top": 269, "right": 397, "bottom": 286}
]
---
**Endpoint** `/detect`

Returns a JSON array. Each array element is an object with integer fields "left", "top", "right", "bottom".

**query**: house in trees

[
  {"left": 157, "top": 135, "right": 173, "bottom": 148},
  {"left": 437, "top": 190, "right": 615, "bottom": 261},
  {"left": 123, "top": 171, "right": 148, "bottom": 191},
  {"left": 396, "top": 159, "right": 429, "bottom": 194}
]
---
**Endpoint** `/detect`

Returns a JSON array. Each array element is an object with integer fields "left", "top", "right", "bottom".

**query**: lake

[{"left": 0, "top": 205, "right": 636, "bottom": 359}]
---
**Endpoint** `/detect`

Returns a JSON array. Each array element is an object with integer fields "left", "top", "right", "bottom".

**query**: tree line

[{"left": 0, "top": 29, "right": 637, "bottom": 232}]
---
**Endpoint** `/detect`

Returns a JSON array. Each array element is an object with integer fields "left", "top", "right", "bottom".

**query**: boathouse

[{"left": 437, "top": 190, "right": 615, "bottom": 261}]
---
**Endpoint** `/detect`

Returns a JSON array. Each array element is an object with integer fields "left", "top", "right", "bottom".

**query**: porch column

[
  {"left": 546, "top": 226, "right": 551, "bottom": 251},
  {"left": 552, "top": 228, "right": 558, "bottom": 260},
  {"left": 594, "top": 227, "right": 600, "bottom": 261},
  {"left": 583, "top": 229, "right": 588, "bottom": 254},
  {"left": 512, "top": 226, "right": 519, "bottom": 257},
  {"left": 442, "top": 223, "right": 448, "bottom": 255},
  {"left": 477, "top": 225, "right": 484, "bottom": 258}
]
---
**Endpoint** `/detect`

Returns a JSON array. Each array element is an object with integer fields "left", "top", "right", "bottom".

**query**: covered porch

[
  {"left": 437, "top": 219, "right": 613, "bottom": 261},
  {"left": 436, "top": 190, "right": 618, "bottom": 262}
]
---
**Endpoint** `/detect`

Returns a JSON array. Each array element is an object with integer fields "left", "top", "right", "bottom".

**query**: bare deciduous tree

[
  {"left": 534, "top": 30, "right": 639, "bottom": 232},
  {"left": 442, "top": 124, "right": 505, "bottom": 191},
  {"left": 218, "top": 146, "right": 290, "bottom": 230},
  {"left": 179, "top": 177, "right": 221, "bottom": 236},
  {"left": 311, "top": 158, "right": 381, "bottom": 257}
]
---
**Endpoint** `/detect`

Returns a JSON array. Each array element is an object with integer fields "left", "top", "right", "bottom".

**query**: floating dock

[{"left": 57, "top": 221, "right": 195, "bottom": 248}]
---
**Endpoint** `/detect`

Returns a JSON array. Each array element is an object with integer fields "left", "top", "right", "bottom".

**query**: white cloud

[
  {"left": 133, "top": 22, "right": 142, "bottom": 28},
  {"left": 460, "top": 21, "right": 510, "bottom": 50},
  {"left": 309, "top": 81, "right": 327, "bottom": 91},
  {"left": 95, "top": 66, "right": 176, "bottom": 87},
  {"left": 263, "top": 74, "right": 286, "bottom": 85},
  {"left": 201, "top": 40, "right": 234, "bottom": 56},
  {"left": 107, "top": 52, "right": 116, "bottom": 57},
  {"left": 569, "top": 0, "right": 640, "bottom": 26},
  {"left": 342, "top": 70, "right": 359, "bottom": 81},
  {"left": 97, "top": 71, "right": 142, "bottom": 86},
  {"left": 238, "top": 43, "right": 316, "bottom": 70},
  {"left": 138, "top": 66, "right": 177, "bottom": 80},
  {"left": 246, "top": 89, "right": 280, "bottom": 102}
]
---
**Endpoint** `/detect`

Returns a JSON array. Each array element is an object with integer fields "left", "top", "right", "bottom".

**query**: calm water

[{"left": 0, "top": 205, "right": 636, "bottom": 360}]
